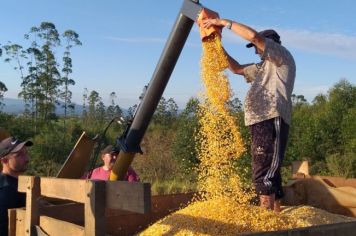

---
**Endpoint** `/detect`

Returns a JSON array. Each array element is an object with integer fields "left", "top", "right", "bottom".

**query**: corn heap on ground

[
  {"left": 140, "top": 34, "right": 356, "bottom": 236},
  {"left": 140, "top": 198, "right": 355, "bottom": 235}
]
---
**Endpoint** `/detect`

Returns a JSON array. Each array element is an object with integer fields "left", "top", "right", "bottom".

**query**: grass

[{"left": 150, "top": 178, "right": 197, "bottom": 195}]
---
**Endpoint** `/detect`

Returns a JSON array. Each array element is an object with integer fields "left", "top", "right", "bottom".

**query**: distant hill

[{"left": 1, "top": 98, "right": 85, "bottom": 115}]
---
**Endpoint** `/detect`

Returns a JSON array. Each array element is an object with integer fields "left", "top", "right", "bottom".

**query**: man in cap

[
  {"left": 0, "top": 137, "right": 33, "bottom": 235},
  {"left": 203, "top": 17, "right": 296, "bottom": 212},
  {"left": 88, "top": 145, "right": 139, "bottom": 182}
]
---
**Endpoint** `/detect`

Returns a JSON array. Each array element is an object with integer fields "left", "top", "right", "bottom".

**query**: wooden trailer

[
  {"left": 8, "top": 161, "right": 356, "bottom": 236},
  {"left": 8, "top": 176, "right": 151, "bottom": 236}
]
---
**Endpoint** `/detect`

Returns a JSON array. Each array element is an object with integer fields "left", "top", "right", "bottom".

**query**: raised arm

[{"left": 202, "top": 18, "right": 266, "bottom": 52}]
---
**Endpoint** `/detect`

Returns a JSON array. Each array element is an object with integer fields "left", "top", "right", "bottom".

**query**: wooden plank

[
  {"left": 24, "top": 176, "right": 40, "bottom": 236},
  {"left": 292, "top": 160, "right": 309, "bottom": 178},
  {"left": 8, "top": 209, "right": 17, "bottom": 236},
  {"left": 40, "top": 216, "right": 84, "bottom": 236},
  {"left": 15, "top": 208, "right": 26, "bottom": 236},
  {"left": 40, "top": 178, "right": 87, "bottom": 203},
  {"left": 40, "top": 202, "right": 84, "bottom": 225},
  {"left": 56, "top": 132, "right": 96, "bottom": 179},
  {"left": 106, "top": 181, "right": 151, "bottom": 213},
  {"left": 315, "top": 175, "right": 356, "bottom": 188},
  {"left": 18, "top": 175, "right": 28, "bottom": 193},
  {"left": 84, "top": 180, "right": 106, "bottom": 236}
]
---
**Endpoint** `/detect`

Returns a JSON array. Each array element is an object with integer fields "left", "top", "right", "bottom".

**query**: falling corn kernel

[{"left": 140, "top": 34, "right": 356, "bottom": 236}]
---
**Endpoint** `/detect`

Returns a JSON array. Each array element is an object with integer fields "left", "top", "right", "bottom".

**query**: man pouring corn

[{"left": 202, "top": 16, "right": 296, "bottom": 212}]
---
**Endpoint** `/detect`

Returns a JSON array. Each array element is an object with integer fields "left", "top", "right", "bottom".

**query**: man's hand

[{"left": 202, "top": 18, "right": 225, "bottom": 28}]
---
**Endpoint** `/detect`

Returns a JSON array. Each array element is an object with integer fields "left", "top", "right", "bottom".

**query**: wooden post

[
  {"left": 24, "top": 176, "right": 40, "bottom": 236},
  {"left": 84, "top": 180, "right": 106, "bottom": 236},
  {"left": 8, "top": 209, "right": 17, "bottom": 236},
  {"left": 292, "top": 161, "right": 309, "bottom": 178}
]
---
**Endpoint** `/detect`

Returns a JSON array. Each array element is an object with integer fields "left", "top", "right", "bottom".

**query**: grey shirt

[{"left": 243, "top": 38, "right": 296, "bottom": 126}]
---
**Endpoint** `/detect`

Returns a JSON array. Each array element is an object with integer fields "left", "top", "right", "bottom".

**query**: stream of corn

[{"left": 140, "top": 34, "right": 355, "bottom": 235}]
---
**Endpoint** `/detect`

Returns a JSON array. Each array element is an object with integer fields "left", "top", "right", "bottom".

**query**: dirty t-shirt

[{"left": 243, "top": 38, "right": 296, "bottom": 126}]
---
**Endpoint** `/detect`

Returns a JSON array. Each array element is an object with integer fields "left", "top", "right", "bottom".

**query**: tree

[
  {"left": 2, "top": 43, "right": 27, "bottom": 80},
  {"left": 286, "top": 79, "right": 356, "bottom": 176},
  {"left": 0, "top": 82, "right": 8, "bottom": 111},
  {"left": 3, "top": 22, "right": 81, "bottom": 133},
  {"left": 82, "top": 88, "right": 88, "bottom": 118},
  {"left": 127, "top": 104, "right": 138, "bottom": 120},
  {"left": 107, "top": 92, "right": 122, "bottom": 120},
  {"left": 171, "top": 97, "right": 200, "bottom": 173},
  {"left": 60, "top": 30, "right": 82, "bottom": 128},
  {"left": 153, "top": 97, "right": 178, "bottom": 127}
]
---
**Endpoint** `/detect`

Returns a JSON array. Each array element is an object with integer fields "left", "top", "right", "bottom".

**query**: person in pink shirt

[{"left": 89, "top": 145, "right": 139, "bottom": 182}]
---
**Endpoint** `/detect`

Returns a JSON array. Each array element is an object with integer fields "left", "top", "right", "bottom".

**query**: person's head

[
  {"left": 0, "top": 137, "right": 33, "bottom": 177},
  {"left": 246, "top": 29, "right": 281, "bottom": 56},
  {"left": 100, "top": 145, "right": 119, "bottom": 170}
]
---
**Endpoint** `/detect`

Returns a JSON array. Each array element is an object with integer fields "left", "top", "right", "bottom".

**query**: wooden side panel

[
  {"left": 40, "top": 216, "right": 84, "bottom": 236},
  {"left": 56, "top": 132, "right": 96, "bottom": 179},
  {"left": 106, "top": 193, "right": 194, "bottom": 235},
  {"left": 283, "top": 177, "right": 356, "bottom": 217},
  {"left": 106, "top": 181, "right": 151, "bottom": 213}
]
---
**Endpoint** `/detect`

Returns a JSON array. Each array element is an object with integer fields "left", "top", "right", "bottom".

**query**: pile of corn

[
  {"left": 140, "top": 199, "right": 355, "bottom": 235},
  {"left": 140, "top": 34, "right": 355, "bottom": 235}
]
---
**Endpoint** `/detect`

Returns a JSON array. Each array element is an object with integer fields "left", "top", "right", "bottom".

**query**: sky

[{"left": 1, "top": 0, "right": 355, "bottom": 109}]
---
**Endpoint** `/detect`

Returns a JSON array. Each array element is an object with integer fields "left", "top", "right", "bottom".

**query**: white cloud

[
  {"left": 223, "top": 27, "right": 356, "bottom": 60},
  {"left": 279, "top": 29, "right": 356, "bottom": 60}
]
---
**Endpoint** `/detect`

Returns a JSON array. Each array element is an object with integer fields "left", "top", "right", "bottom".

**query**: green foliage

[
  {"left": 153, "top": 97, "right": 179, "bottom": 127},
  {"left": 171, "top": 98, "right": 200, "bottom": 173},
  {"left": 326, "top": 152, "right": 356, "bottom": 178},
  {"left": 286, "top": 79, "right": 355, "bottom": 175},
  {"left": 151, "top": 179, "right": 197, "bottom": 195}
]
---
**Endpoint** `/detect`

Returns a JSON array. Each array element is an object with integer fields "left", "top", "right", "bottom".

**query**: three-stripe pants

[{"left": 249, "top": 116, "right": 289, "bottom": 199}]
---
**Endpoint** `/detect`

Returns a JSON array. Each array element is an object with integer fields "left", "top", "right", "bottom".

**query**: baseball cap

[
  {"left": 246, "top": 29, "right": 281, "bottom": 48},
  {"left": 0, "top": 136, "right": 33, "bottom": 159},
  {"left": 101, "top": 145, "right": 119, "bottom": 155}
]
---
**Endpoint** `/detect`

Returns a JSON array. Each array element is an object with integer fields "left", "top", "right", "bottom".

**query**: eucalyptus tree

[
  {"left": 82, "top": 87, "right": 88, "bottom": 118},
  {"left": 2, "top": 43, "right": 34, "bottom": 116},
  {"left": 0, "top": 81, "right": 8, "bottom": 111},
  {"left": 60, "top": 30, "right": 82, "bottom": 127},
  {"left": 107, "top": 92, "right": 122, "bottom": 120},
  {"left": 37, "top": 22, "right": 61, "bottom": 122}
]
